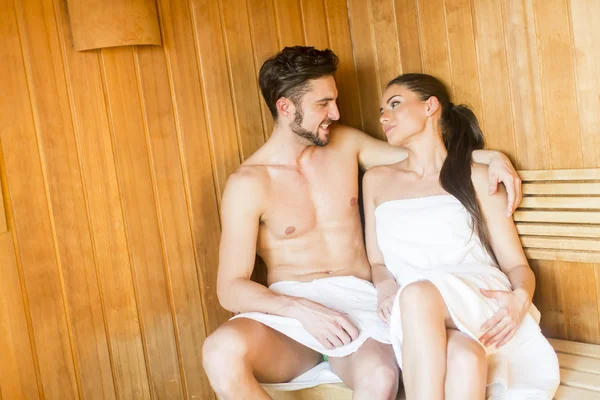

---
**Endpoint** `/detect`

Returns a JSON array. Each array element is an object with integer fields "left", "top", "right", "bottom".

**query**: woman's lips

[{"left": 384, "top": 125, "right": 395, "bottom": 134}]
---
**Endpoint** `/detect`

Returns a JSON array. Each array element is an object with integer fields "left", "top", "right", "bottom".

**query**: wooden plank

[
  {"left": 560, "top": 262, "right": 600, "bottom": 343},
  {"left": 557, "top": 353, "right": 600, "bottom": 374},
  {"left": 523, "top": 183, "right": 600, "bottom": 195},
  {"left": 519, "top": 197, "right": 600, "bottom": 210},
  {"left": 416, "top": 0, "right": 452, "bottom": 88},
  {"left": 532, "top": 0, "right": 583, "bottom": 169},
  {"left": 324, "top": 0, "right": 363, "bottom": 130},
  {"left": 569, "top": 0, "right": 600, "bottom": 168},
  {"left": 518, "top": 169, "right": 600, "bottom": 181},
  {"left": 0, "top": 232, "right": 39, "bottom": 400},
  {"left": 525, "top": 249, "right": 600, "bottom": 264},
  {"left": 300, "top": 0, "right": 329, "bottom": 49},
  {"left": 273, "top": 0, "right": 305, "bottom": 48},
  {"left": 501, "top": 0, "right": 550, "bottom": 170},
  {"left": 371, "top": 0, "right": 401, "bottom": 88},
  {"left": 530, "top": 260, "right": 567, "bottom": 339},
  {"left": 221, "top": 0, "right": 267, "bottom": 159},
  {"left": 346, "top": 0, "right": 383, "bottom": 137},
  {"left": 554, "top": 385, "right": 600, "bottom": 400},
  {"left": 246, "top": 0, "right": 278, "bottom": 138},
  {"left": 53, "top": 1, "right": 152, "bottom": 397},
  {"left": 471, "top": 0, "right": 516, "bottom": 159},
  {"left": 393, "top": 0, "right": 422, "bottom": 74},
  {"left": 560, "top": 368, "right": 600, "bottom": 392},
  {"left": 100, "top": 46, "right": 184, "bottom": 399},
  {"left": 189, "top": 0, "right": 242, "bottom": 198},
  {"left": 516, "top": 223, "right": 600, "bottom": 239},
  {"left": 514, "top": 211, "right": 600, "bottom": 224},
  {"left": 550, "top": 339, "right": 600, "bottom": 359},
  {"left": 521, "top": 237, "right": 600, "bottom": 252},
  {"left": 443, "top": 0, "right": 483, "bottom": 121},
  {"left": 158, "top": 0, "right": 230, "bottom": 395},
  {"left": 0, "top": 178, "right": 7, "bottom": 233},
  {"left": 7, "top": 0, "right": 90, "bottom": 397}
]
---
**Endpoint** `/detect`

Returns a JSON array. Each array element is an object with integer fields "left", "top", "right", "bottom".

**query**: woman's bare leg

[
  {"left": 399, "top": 281, "right": 452, "bottom": 400},
  {"left": 445, "top": 329, "right": 487, "bottom": 400}
]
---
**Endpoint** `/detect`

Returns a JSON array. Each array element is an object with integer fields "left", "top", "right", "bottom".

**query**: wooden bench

[{"left": 267, "top": 169, "right": 600, "bottom": 399}]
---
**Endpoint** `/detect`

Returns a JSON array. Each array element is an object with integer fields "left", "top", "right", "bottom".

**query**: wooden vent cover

[{"left": 515, "top": 169, "right": 600, "bottom": 263}]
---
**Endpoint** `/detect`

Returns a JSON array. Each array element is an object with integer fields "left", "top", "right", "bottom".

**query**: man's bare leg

[
  {"left": 202, "top": 318, "right": 321, "bottom": 399},
  {"left": 328, "top": 339, "right": 400, "bottom": 400},
  {"left": 445, "top": 330, "right": 487, "bottom": 400}
]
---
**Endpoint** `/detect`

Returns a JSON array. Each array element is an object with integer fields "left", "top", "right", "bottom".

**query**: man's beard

[{"left": 290, "top": 107, "right": 330, "bottom": 147}]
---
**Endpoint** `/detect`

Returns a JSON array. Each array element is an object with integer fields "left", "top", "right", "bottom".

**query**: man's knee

[
  {"left": 355, "top": 361, "right": 400, "bottom": 397},
  {"left": 202, "top": 325, "right": 251, "bottom": 375}
]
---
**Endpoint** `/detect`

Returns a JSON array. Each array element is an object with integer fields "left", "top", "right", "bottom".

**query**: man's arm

[
  {"left": 340, "top": 124, "right": 523, "bottom": 214},
  {"left": 217, "top": 170, "right": 295, "bottom": 315}
]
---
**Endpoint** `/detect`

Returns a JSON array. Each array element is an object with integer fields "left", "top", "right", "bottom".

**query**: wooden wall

[{"left": 0, "top": 0, "right": 598, "bottom": 399}]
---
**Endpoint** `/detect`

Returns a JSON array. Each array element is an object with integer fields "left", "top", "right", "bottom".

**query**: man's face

[{"left": 289, "top": 76, "right": 340, "bottom": 146}]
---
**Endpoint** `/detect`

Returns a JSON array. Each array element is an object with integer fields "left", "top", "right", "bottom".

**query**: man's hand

[
  {"left": 487, "top": 153, "right": 522, "bottom": 216},
  {"left": 478, "top": 288, "right": 531, "bottom": 348},
  {"left": 375, "top": 279, "right": 400, "bottom": 323},
  {"left": 290, "top": 298, "right": 360, "bottom": 349}
]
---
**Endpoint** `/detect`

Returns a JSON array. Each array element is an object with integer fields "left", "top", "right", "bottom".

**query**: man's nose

[{"left": 329, "top": 103, "right": 340, "bottom": 121}]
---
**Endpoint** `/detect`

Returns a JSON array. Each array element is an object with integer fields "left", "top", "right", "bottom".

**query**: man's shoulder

[{"left": 223, "top": 165, "right": 269, "bottom": 206}]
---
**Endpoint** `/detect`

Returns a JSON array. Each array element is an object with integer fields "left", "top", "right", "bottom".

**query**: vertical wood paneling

[
  {"left": 274, "top": 0, "right": 305, "bottom": 47},
  {"left": 347, "top": 0, "right": 384, "bottom": 137},
  {"left": 190, "top": 0, "right": 242, "bottom": 198},
  {"left": 300, "top": 0, "right": 330, "bottom": 49},
  {"left": 324, "top": 0, "right": 363, "bottom": 129},
  {"left": 221, "top": 0, "right": 267, "bottom": 159},
  {"left": 443, "top": 0, "right": 483, "bottom": 119},
  {"left": 371, "top": 0, "right": 402, "bottom": 88},
  {"left": 501, "top": 0, "right": 550, "bottom": 170},
  {"left": 0, "top": 231, "right": 39, "bottom": 400},
  {"left": 137, "top": 42, "right": 217, "bottom": 398},
  {"left": 560, "top": 263, "right": 600, "bottom": 343},
  {"left": 159, "top": 0, "right": 230, "bottom": 340},
  {"left": 533, "top": 0, "right": 582, "bottom": 168},
  {"left": 54, "top": 0, "right": 151, "bottom": 396},
  {"left": 530, "top": 260, "right": 567, "bottom": 339},
  {"left": 100, "top": 46, "right": 184, "bottom": 399},
  {"left": 0, "top": 157, "right": 6, "bottom": 231},
  {"left": 246, "top": 0, "right": 279, "bottom": 137},
  {"left": 416, "top": 0, "right": 452, "bottom": 87},
  {"left": 471, "top": 0, "right": 516, "bottom": 158},
  {"left": 394, "top": 0, "right": 422, "bottom": 74},
  {"left": 569, "top": 0, "right": 600, "bottom": 168}
]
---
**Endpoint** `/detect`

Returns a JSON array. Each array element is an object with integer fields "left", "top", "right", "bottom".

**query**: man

[{"left": 202, "top": 46, "right": 522, "bottom": 399}]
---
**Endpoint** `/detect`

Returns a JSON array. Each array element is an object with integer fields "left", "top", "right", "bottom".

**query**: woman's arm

[
  {"left": 471, "top": 164, "right": 535, "bottom": 347},
  {"left": 362, "top": 168, "right": 399, "bottom": 322}
]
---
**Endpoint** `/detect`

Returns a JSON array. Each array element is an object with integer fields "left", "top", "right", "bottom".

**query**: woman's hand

[
  {"left": 479, "top": 288, "right": 531, "bottom": 348},
  {"left": 376, "top": 279, "right": 400, "bottom": 323}
]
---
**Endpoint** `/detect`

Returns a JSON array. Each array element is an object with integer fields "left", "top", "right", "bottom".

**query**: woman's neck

[{"left": 403, "top": 123, "right": 447, "bottom": 178}]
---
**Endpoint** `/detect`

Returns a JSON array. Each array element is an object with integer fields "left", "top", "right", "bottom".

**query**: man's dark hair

[{"left": 258, "top": 46, "right": 338, "bottom": 120}]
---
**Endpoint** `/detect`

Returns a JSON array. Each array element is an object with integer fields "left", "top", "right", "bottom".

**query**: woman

[{"left": 363, "top": 73, "right": 559, "bottom": 399}]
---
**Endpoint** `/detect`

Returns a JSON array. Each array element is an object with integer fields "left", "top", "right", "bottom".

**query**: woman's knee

[
  {"left": 399, "top": 280, "right": 442, "bottom": 314},
  {"left": 446, "top": 334, "right": 486, "bottom": 375},
  {"left": 354, "top": 362, "right": 400, "bottom": 397}
]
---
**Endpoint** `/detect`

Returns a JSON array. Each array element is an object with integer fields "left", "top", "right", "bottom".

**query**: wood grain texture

[{"left": 65, "top": 0, "right": 161, "bottom": 50}]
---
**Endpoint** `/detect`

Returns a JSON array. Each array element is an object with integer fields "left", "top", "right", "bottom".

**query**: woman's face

[{"left": 379, "top": 84, "right": 428, "bottom": 146}]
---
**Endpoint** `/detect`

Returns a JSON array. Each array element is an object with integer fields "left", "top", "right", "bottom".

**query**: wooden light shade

[{"left": 66, "top": 0, "right": 161, "bottom": 51}]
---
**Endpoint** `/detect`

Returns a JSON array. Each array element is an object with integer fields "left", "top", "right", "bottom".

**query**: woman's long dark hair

[{"left": 386, "top": 73, "right": 495, "bottom": 261}]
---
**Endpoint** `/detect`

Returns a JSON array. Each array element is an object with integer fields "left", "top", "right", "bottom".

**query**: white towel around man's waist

[{"left": 231, "top": 275, "right": 391, "bottom": 390}]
